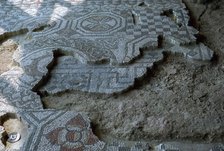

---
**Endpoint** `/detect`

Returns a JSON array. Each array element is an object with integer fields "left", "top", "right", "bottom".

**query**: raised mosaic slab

[
  {"left": 39, "top": 51, "right": 163, "bottom": 94},
  {"left": 0, "top": 108, "right": 105, "bottom": 150}
]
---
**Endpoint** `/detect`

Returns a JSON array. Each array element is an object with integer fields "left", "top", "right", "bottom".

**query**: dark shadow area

[{"left": 0, "top": 29, "right": 28, "bottom": 44}]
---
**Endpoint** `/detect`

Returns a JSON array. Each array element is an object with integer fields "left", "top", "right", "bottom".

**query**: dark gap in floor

[
  {"left": 32, "top": 49, "right": 67, "bottom": 109},
  {"left": 0, "top": 29, "right": 28, "bottom": 44},
  {"left": 138, "top": 2, "right": 149, "bottom": 7},
  {"left": 32, "top": 24, "right": 50, "bottom": 33},
  {"left": 182, "top": 1, "right": 199, "bottom": 29},
  {"left": 157, "top": 35, "right": 164, "bottom": 48},
  {"left": 90, "top": 122, "right": 103, "bottom": 140}
]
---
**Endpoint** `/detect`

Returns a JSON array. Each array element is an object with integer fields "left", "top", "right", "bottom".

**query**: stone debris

[{"left": 0, "top": 0, "right": 220, "bottom": 150}]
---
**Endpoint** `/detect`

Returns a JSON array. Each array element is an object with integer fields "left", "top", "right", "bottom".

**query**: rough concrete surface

[{"left": 0, "top": 0, "right": 223, "bottom": 150}]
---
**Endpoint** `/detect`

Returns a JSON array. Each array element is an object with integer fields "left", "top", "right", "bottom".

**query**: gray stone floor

[{"left": 0, "top": 0, "right": 222, "bottom": 150}]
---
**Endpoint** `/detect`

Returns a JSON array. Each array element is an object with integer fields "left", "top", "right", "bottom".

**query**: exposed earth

[
  {"left": 0, "top": 40, "right": 17, "bottom": 74},
  {"left": 0, "top": 0, "right": 223, "bottom": 148}
]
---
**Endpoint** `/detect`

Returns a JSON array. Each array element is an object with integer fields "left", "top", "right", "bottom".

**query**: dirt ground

[
  {"left": 1, "top": 0, "right": 224, "bottom": 143},
  {"left": 0, "top": 40, "right": 17, "bottom": 74}
]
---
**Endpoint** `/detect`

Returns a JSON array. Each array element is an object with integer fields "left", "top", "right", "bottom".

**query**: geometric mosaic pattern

[
  {"left": 0, "top": 0, "right": 217, "bottom": 150},
  {"left": 0, "top": 67, "right": 43, "bottom": 109},
  {"left": 1, "top": 0, "right": 213, "bottom": 95},
  {"left": 40, "top": 51, "right": 163, "bottom": 94},
  {"left": 0, "top": 109, "right": 105, "bottom": 151}
]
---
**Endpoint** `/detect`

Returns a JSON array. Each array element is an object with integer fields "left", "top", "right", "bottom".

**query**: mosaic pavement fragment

[
  {"left": 40, "top": 51, "right": 163, "bottom": 94},
  {"left": 0, "top": 67, "right": 43, "bottom": 109},
  {"left": 0, "top": 108, "right": 105, "bottom": 151},
  {"left": 0, "top": 0, "right": 214, "bottom": 95}
]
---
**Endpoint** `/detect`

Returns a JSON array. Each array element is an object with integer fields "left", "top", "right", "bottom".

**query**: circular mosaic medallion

[
  {"left": 75, "top": 12, "right": 125, "bottom": 35},
  {"left": 81, "top": 15, "right": 117, "bottom": 32}
]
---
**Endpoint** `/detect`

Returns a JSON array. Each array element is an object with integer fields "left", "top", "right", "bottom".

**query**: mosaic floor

[{"left": 0, "top": 0, "right": 222, "bottom": 150}]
